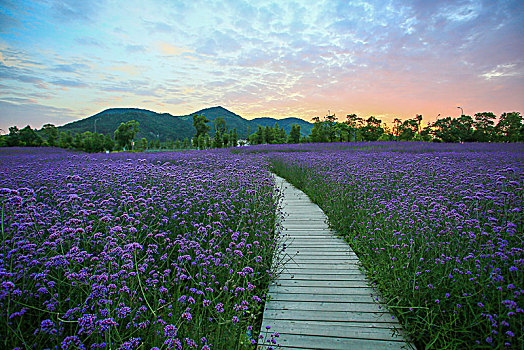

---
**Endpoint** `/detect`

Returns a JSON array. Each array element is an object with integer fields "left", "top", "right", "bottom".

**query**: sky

[{"left": 1, "top": 0, "right": 523, "bottom": 132}]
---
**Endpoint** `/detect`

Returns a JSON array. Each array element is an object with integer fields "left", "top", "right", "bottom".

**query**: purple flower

[
  {"left": 164, "top": 324, "right": 178, "bottom": 338},
  {"left": 61, "top": 336, "right": 85, "bottom": 350}
]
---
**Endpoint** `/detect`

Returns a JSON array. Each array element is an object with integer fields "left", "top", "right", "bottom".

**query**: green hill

[
  {"left": 58, "top": 106, "right": 313, "bottom": 141},
  {"left": 58, "top": 108, "right": 192, "bottom": 142}
]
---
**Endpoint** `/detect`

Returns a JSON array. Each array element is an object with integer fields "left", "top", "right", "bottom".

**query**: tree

[
  {"left": 213, "top": 117, "right": 227, "bottom": 136},
  {"left": 78, "top": 132, "right": 105, "bottom": 152},
  {"left": 473, "top": 112, "right": 496, "bottom": 142},
  {"left": 114, "top": 120, "right": 139, "bottom": 150},
  {"left": 273, "top": 123, "right": 287, "bottom": 144},
  {"left": 325, "top": 112, "right": 337, "bottom": 142},
  {"left": 392, "top": 118, "right": 402, "bottom": 138},
  {"left": 104, "top": 134, "right": 114, "bottom": 151},
  {"left": 231, "top": 128, "right": 238, "bottom": 147},
  {"left": 495, "top": 112, "right": 523, "bottom": 142},
  {"left": 309, "top": 117, "right": 330, "bottom": 143},
  {"left": 222, "top": 132, "right": 230, "bottom": 147},
  {"left": 182, "top": 137, "right": 190, "bottom": 149},
  {"left": 41, "top": 124, "right": 58, "bottom": 146},
  {"left": 415, "top": 114, "right": 423, "bottom": 134},
  {"left": 58, "top": 131, "right": 73, "bottom": 148},
  {"left": 19, "top": 125, "right": 43, "bottom": 146},
  {"left": 345, "top": 114, "right": 363, "bottom": 141},
  {"left": 455, "top": 115, "right": 475, "bottom": 142},
  {"left": 192, "top": 114, "right": 210, "bottom": 138},
  {"left": 198, "top": 134, "right": 205, "bottom": 149},
  {"left": 248, "top": 126, "right": 264, "bottom": 145},
  {"left": 6, "top": 126, "right": 20, "bottom": 146},
  {"left": 430, "top": 115, "right": 474, "bottom": 142},
  {"left": 287, "top": 124, "right": 301, "bottom": 144},
  {"left": 136, "top": 137, "right": 148, "bottom": 151},
  {"left": 361, "top": 117, "right": 384, "bottom": 141},
  {"left": 398, "top": 118, "right": 418, "bottom": 141},
  {"left": 334, "top": 123, "right": 350, "bottom": 142},
  {"left": 212, "top": 130, "right": 223, "bottom": 148}
]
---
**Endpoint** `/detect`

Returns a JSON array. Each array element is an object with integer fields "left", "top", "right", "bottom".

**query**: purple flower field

[
  {"left": 1, "top": 148, "right": 281, "bottom": 349},
  {"left": 268, "top": 142, "right": 523, "bottom": 349},
  {"left": 1, "top": 142, "right": 523, "bottom": 349}
]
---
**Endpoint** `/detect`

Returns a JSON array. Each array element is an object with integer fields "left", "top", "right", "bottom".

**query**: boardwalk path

[{"left": 258, "top": 176, "right": 411, "bottom": 350}]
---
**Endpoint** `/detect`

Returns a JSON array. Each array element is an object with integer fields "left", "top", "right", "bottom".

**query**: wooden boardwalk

[{"left": 258, "top": 176, "right": 411, "bottom": 350}]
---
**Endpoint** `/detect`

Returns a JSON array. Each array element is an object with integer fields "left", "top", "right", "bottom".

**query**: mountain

[
  {"left": 58, "top": 106, "right": 313, "bottom": 141},
  {"left": 182, "top": 106, "right": 252, "bottom": 137},
  {"left": 58, "top": 108, "right": 193, "bottom": 142}
]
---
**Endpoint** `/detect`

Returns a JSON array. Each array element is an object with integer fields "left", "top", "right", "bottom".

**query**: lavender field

[
  {"left": 1, "top": 142, "right": 523, "bottom": 349},
  {"left": 0, "top": 148, "right": 281, "bottom": 349},
  {"left": 268, "top": 142, "right": 523, "bottom": 349}
]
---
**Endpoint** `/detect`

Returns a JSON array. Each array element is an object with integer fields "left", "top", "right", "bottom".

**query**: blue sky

[{"left": 1, "top": 0, "right": 523, "bottom": 131}]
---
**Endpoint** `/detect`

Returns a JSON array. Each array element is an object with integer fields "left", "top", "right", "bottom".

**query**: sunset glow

[{"left": 1, "top": 0, "right": 523, "bottom": 131}]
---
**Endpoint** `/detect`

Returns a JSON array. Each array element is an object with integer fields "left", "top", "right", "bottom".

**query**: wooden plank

[
  {"left": 268, "top": 293, "right": 379, "bottom": 303},
  {"left": 267, "top": 293, "right": 379, "bottom": 303},
  {"left": 258, "top": 333, "right": 406, "bottom": 350},
  {"left": 286, "top": 247, "right": 351, "bottom": 252},
  {"left": 268, "top": 286, "right": 375, "bottom": 295},
  {"left": 279, "top": 268, "right": 364, "bottom": 274},
  {"left": 278, "top": 261, "right": 361, "bottom": 267},
  {"left": 265, "top": 300, "right": 387, "bottom": 313},
  {"left": 276, "top": 263, "right": 362, "bottom": 270},
  {"left": 262, "top": 309, "right": 397, "bottom": 323},
  {"left": 276, "top": 257, "right": 360, "bottom": 262},
  {"left": 260, "top": 320, "right": 403, "bottom": 340},
  {"left": 277, "top": 273, "right": 368, "bottom": 281},
  {"left": 272, "top": 279, "right": 370, "bottom": 288},
  {"left": 281, "top": 257, "right": 358, "bottom": 263}
]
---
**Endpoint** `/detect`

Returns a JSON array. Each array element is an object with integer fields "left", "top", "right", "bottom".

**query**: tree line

[
  {"left": 304, "top": 111, "right": 523, "bottom": 143},
  {"left": 0, "top": 120, "right": 194, "bottom": 152},
  {"left": 1, "top": 111, "right": 522, "bottom": 152}
]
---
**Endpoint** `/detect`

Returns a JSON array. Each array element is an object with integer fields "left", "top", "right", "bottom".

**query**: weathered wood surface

[{"left": 258, "top": 176, "right": 412, "bottom": 350}]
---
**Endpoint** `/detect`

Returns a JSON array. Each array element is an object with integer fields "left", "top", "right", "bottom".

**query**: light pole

[
  {"left": 457, "top": 107, "right": 464, "bottom": 116},
  {"left": 94, "top": 118, "right": 101, "bottom": 133}
]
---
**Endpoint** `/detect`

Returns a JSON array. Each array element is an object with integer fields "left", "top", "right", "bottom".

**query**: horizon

[{"left": 1, "top": 0, "right": 524, "bottom": 132}]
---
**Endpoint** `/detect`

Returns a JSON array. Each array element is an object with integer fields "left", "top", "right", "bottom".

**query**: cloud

[
  {"left": 100, "top": 79, "right": 159, "bottom": 97},
  {"left": 50, "top": 0, "right": 105, "bottom": 22},
  {"left": 0, "top": 63, "right": 44, "bottom": 84},
  {"left": 0, "top": 100, "right": 78, "bottom": 130},
  {"left": 143, "top": 20, "right": 175, "bottom": 34},
  {"left": 51, "top": 79, "right": 88, "bottom": 88},
  {"left": 481, "top": 63, "right": 524, "bottom": 80},
  {"left": 0, "top": 10, "right": 19, "bottom": 33},
  {"left": 52, "top": 63, "right": 89, "bottom": 73},
  {"left": 0, "top": 47, "right": 44, "bottom": 69},
  {"left": 195, "top": 30, "right": 241, "bottom": 55},
  {"left": 158, "top": 42, "right": 191, "bottom": 56},
  {"left": 75, "top": 36, "right": 106, "bottom": 48},
  {"left": 126, "top": 44, "right": 147, "bottom": 53},
  {"left": 108, "top": 64, "right": 141, "bottom": 75},
  {"left": 163, "top": 97, "right": 184, "bottom": 105},
  {"left": 0, "top": 97, "right": 37, "bottom": 104}
]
